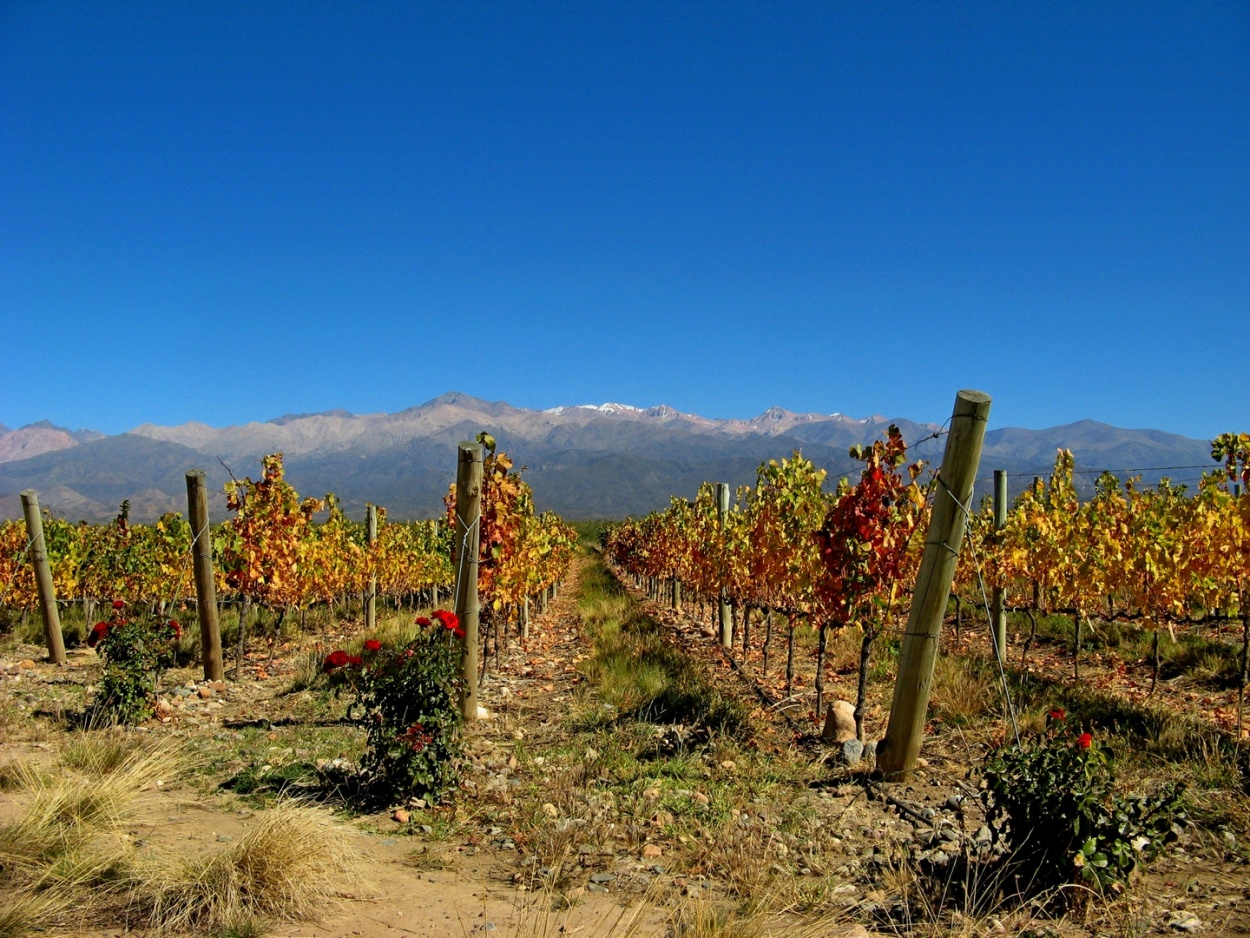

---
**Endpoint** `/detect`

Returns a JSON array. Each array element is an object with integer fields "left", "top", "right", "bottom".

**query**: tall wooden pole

[
  {"left": 19, "top": 491, "right": 66, "bottom": 666},
  {"left": 990, "top": 469, "right": 1008, "bottom": 660},
  {"left": 365, "top": 504, "right": 378, "bottom": 631},
  {"left": 185, "top": 471, "right": 224, "bottom": 682},
  {"left": 453, "top": 442, "right": 483, "bottom": 722},
  {"left": 877, "top": 390, "right": 991, "bottom": 779},
  {"left": 716, "top": 482, "right": 732, "bottom": 648}
]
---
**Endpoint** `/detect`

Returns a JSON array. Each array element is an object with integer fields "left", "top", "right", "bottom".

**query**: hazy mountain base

[{"left": 0, "top": 393, "right": 1213, "bottom": 522}]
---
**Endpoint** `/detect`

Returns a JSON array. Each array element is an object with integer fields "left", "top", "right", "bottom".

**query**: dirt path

[
  {"left": 300, "top": 551, "right": 660, "bottom": 937},
  {"left": 3, "top": 553, "right": 1247, "bottom": 937}
]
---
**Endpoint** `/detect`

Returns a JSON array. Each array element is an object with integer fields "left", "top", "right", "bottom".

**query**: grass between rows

[{"left": 2, "top": 552, "right": 1246, "bottom": 937}]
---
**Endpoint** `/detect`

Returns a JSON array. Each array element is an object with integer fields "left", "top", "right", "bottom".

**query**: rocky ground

[{"left": 1, "top": 553, "right": 1248, "bottom": 937}]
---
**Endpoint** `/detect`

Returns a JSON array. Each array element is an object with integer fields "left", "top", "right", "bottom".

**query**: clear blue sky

[{"left": 1, "top": 2, "right": 1246, "bottom": 439}]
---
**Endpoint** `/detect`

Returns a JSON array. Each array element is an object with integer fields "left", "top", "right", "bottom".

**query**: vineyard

[
  {"left": 1, "top": 445, "right": 577, "bottom": 666},
  {"left": 1, "top": 418, "right": 1248, "bottom": 938},
  {"left": 606, "top": 429, "right": 1250, "bottom": 738}
]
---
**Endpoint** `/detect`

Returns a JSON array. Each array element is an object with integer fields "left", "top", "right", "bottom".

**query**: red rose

[
  {"left": 397, "top": 722, "right": 433, "bottom": 753},
  {"left": 1078, "top": 732, "right": 1092, "bottom": 749},
  {"left": 432, "top": 610, "right": 459, "bottom": 632},
  {"left": 169, "top": 620, "right": 182, "bottom": 640},
  {"left": 364, "top": 639, "right": 382, "bottom": 651},
  {"left": 454, "top": 626, "right": 466, "bottom": 640},
  {"left": 1047, "top": 708, "right": 1066, "bottom": 721},
  {"left": 87, "top": 621, "right": 109, "bottom": 648},
  {"left": 112, "top": 599, "right": 125, "bottom": 610},
  {"left": 346, "top": 655, "right": 363, "bottom": 666},
  {"left": 323, "top": 650, "right": 351, "bottom": 671},
  {"left": 415, "top": 617, "right": 431, "bottom": 627}
]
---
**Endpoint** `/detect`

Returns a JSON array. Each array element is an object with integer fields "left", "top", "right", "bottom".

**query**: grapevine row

[
  {"left": 1, "top": 450, "right": 576, "bottom": 637},
  {"left": 605, "top": 429, "right": 1249, "bottom": 730}
]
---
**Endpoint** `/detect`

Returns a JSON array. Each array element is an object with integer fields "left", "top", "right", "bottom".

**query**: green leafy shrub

[
  {"left": 324, "top": 611, "right": 463, "bottom": 805},
  {"left": 88, "top": 601, "right": 181, "bottom": 724},
  {"left": 981, "top": 710, "right": 1185, "bottom": 901}
]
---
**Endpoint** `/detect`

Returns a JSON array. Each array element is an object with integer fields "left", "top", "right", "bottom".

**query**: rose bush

[
  {"left": 323, "top": 611, "right": 463, "bottom": 804},
  {"left": 981, "top": 711, "right": 1185, "bottom": 902},
  {"left": 88, "top": 601, "right": 181, "bottom": 725}
]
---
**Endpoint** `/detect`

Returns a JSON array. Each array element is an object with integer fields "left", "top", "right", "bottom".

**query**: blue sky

[{"left": 1, "top": 2, "right": 1246, "bottom": 439}]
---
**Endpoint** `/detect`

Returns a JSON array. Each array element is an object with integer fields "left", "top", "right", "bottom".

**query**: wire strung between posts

[
  {"left": 159, "top": 519, "right": 209, "bottom": 622},
  {"left": 942, "top": 481, "right": 1022, "bottom": 748},
  {"left": 452, "top": 511, "right": 481, "bottom": 610}
]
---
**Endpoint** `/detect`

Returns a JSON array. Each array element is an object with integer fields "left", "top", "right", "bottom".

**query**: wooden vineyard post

[
  {"left": 672, "top": 578, "right": 682, "bottom": 612},
  {"left": 877, "top": 389, "right": 991, "bottom": 779},
  {"left": 453, "top": 442, "right": 483, "bottom": 722},
  {"left": 185, "top": 471, "right": 224, "bottom": 682},
  {"left": 521, "top": 595, "right": 530, "bottom": 641},
  {"left": 990, "top": 469, "right": 1008, "bottom": 660},
  {"left": 365, "top": 504, "right": 378, "bottom": 632},
  {"left": 19, "top": 491, "right": 66, "bottom": 666},
  {"left": 716, "top": 482, "right": 732, "bottom": 648}
]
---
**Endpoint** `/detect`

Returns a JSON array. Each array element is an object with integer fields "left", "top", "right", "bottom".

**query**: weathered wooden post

[
  {"left": 878, "top": 390, "right": 991, "bottom": 779},
  {"left": 453, "top": 442, "right": 483, "bottom": 722},
  {"left": 19, "top": 491, "right": 66, "bottom": 666},
  {"left": 716, "top": 482, "right": 732, "bottom": 648},
  {"left": 185, "top": 471, "right": 224, "bottom": 681},
  {"left": 521, "top": 595, "right": 530, "bottom": 641},
  {"left": 672, "top": 577, "right": 682, "bottom": 612},
  {"left": 365, "top": 504, "right": 378, "bottom": 631},
  {"left": 990, "top": 469, "right": 1008, "bottom": 660}
]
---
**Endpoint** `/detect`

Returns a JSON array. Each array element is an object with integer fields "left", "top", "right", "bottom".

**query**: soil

[{"left": 1, "top": 553, "right": 1247, "bottom": 937}]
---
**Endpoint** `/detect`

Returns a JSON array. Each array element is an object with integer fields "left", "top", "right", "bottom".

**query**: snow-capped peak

[{"left": 578, "top": 403, "right": 643, "bottom": 415}]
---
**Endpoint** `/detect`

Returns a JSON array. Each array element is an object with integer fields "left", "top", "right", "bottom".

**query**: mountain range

[{"left": 0, "top": 393, "right": 1218, "bottom": 523}]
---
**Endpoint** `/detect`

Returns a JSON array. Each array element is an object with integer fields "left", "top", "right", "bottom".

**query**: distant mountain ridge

[
  {"left": 0, "top": 393, "right": 1217, "bottom": 523},
  {"left": 0, "top": 421, "right": 106, "bottom": 464}
]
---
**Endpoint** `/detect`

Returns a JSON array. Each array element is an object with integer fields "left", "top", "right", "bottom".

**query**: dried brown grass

[
  {"left": 928, "top": 654, "right": 993, "bottom": 726},
  {"left": 132, "top": 800, "right": 364, "bottom": 933},
  {"left": 0, "top": 738, "right": 181, "bottom": 935}
]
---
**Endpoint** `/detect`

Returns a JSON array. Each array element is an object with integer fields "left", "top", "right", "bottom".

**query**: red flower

[
  {"left": 364, "top": 639, "right": 382, "bottom": 651},
  {"left": 1078, "top": 732, "right": 1092, "bottom": 749},
  {"left": 415, "top": 616, "right": 431, "bottom": 627},
  {"left": 323, "top": 650, "right": 351, "bottom": 671},
  {"left": 432, "top": 610, "right": 459, "bottom": 632},
  {"left": 169, "top": 620, "right": 182, "bottom": 640},
  {"left": 454, "top": 626, "right": 466, "bottom": 639},
  {"left": 346, "top": 655, "right": 363, "bottom": 666},
  {"left": 396, "top": 722, "right": 433, "bottom": 753},
  {"left": 112, "top": 599, "right": 125, "bottom": 610},
  {"left": 87, "top": 621, "right": 109, "bottom": 648},
  {"left": 1047, "top": 708, "right": 1066, "bottom": 721}
]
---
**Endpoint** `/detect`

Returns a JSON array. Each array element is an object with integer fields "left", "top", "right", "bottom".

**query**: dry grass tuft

[
  {"left": 59, "top": 730, "right": 152, "bottom": 776},
  {"left": 826, "top": 624, "right": 863, "bottom": 674},
  {"left": 134, "top": 800, "right": 364, "bottom": 933},
  {"left": 0, "top": 759, "right": 43, "bottom": 793},
  {"left": 0, "top": 738, "right": 188, "bottom": 935},
  {"left": 0, "top": 887, "right": 74, "bottom": 938},
  {"left": 665, "top": 893, "right": 859, "bottom": 938},
  {"left": 0, "top": 741, "right": 175, "bottom": 882},
  {"left": 929, "top": 654, "right": 993, "bottom": 726},
  {"left": 693, "top": 824, "right": 783, "bottom": 899},
  {"left": 505, "top": 889, "right": 658, "bottom": 938},
  {"left": 285, "top": 647, "right": 327, "bottom": 693}
]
